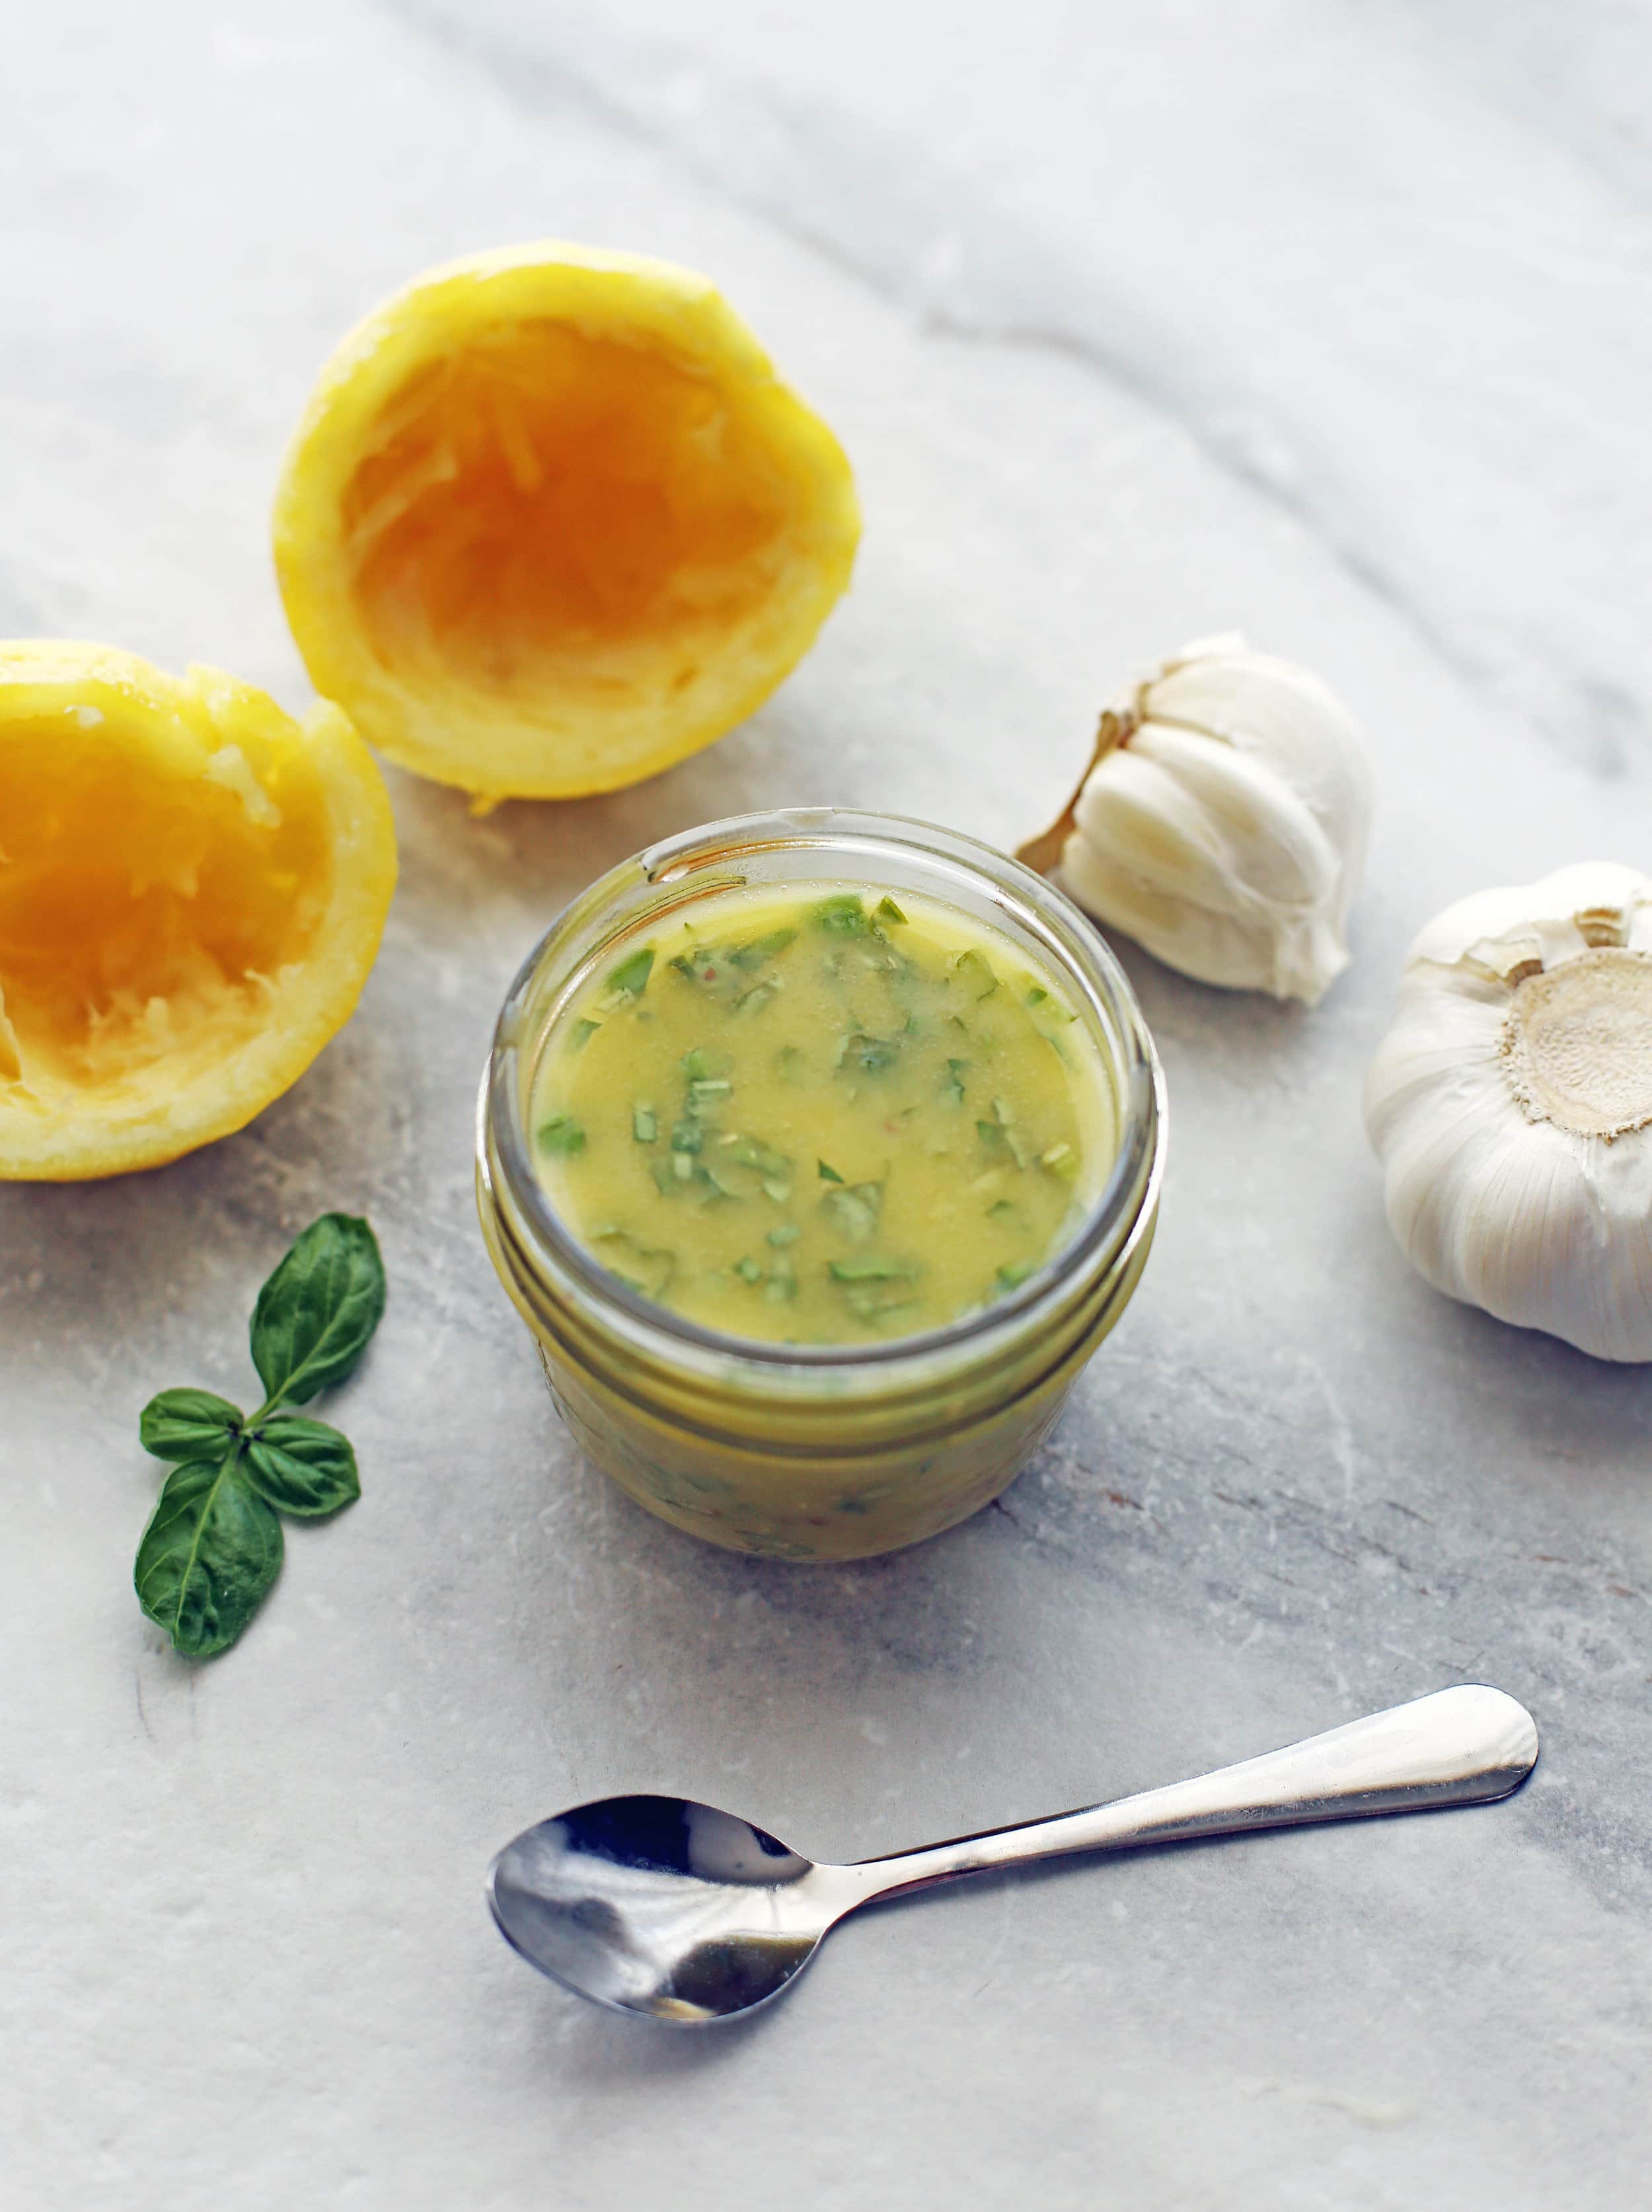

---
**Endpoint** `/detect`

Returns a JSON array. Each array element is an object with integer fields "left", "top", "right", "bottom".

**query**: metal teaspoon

[{"left": 488, "top": 1684, "right": 1538, "bottom": 2025}]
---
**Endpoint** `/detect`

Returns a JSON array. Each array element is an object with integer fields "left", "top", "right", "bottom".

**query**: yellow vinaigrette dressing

[{"left": 528, "top": 884, "right": 1117, "bottom": 1343}]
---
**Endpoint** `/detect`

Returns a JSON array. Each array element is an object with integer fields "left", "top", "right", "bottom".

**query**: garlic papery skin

[
  {"left": 1364, "top": 862, "right": 1652, "bottom": 1362},
  {"left": 1019, "top": 636, "right": 1372, "bottom": 1005}
]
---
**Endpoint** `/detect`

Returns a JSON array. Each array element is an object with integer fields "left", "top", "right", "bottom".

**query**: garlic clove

[
  {"left": 1065, "top": 731, "right": 1347, "bottom": 997},
  {"left": 1060, "top": 839, "right": 1301, "bottom": 998},
  {"left": 1078, "top": 722, "right": 1342, "bottom": 911},
  {"left": 1020, "top": 636, "right": 1371, "bottom": 1006},
  {"left": 1365, "top": 861, "right": 1652, "bottom": 1361},
  {"left": 1145, "top": 649, "right": 1371, "bottom": 859}
]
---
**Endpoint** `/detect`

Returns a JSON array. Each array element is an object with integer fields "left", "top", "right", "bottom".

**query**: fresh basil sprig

[{"left": 134, "top": 1214, "right": 386, "bottom": 1658}]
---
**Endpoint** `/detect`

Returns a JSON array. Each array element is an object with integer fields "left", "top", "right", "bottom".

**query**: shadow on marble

[
  {"left": 385, "top": 694, "right": 856, "bottom": 938},
  {"left": 534, "top": 1979, "right": 785, "bottom": 2083}
]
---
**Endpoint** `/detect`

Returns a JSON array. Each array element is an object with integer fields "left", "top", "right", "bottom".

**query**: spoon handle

[{"left": 849, "top": 1685, "right": 1538, "bottom": 1903}]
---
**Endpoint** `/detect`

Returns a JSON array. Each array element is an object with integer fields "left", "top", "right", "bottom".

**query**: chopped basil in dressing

[{"left": 529, "top": 886, "right": 1113, "bottom": 1343}]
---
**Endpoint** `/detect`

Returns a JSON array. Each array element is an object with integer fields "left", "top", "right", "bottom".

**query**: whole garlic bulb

[
  {"left": 1019, "top": 635, "right": 1372, "bottom": 1004},
  {"left": 1365, "top": 862, "right": 1652, "bottom": 1362}
]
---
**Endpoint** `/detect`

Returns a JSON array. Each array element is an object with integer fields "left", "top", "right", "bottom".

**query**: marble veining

[{"left": 5, "top": 3, "right": 1652, "bottom": 2208}]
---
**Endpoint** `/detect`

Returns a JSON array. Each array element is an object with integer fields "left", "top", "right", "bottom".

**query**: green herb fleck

[
  {"left": 632, "top": 1103, "right": 657, "bottom": 1144},
  {"left": 734, "top": 1256, "right": 765, "bottom": 1285},
  {"left": 818, "top": 1159, "right": 845, "bottom": 1183},
  {"left": 829, "top": 1255, "right": 915, "bottom": 1283},
  {"left": 537, "top": 1115, "right": 585, "bottom": 1157},
  {"left": 814, "top": 893, "right": 870, "bottom": 936},
  {"left": 594, "top": 1231, "right": 676, "bottom": 1301},
  {"left": 670, "top": 1120, "right": 704, "bottom": 1155},
  {"left": 876, "top": 896, "right": 908, "bottom": 924},
  {"left": 823, "top": 1182, "right": 883, "bottom": 1243},
  {"left": 605, "top": 945, "right": 656, "bottom": 999},
  {"left": 735, "top": 981, "right": 779, "bottom": 1015},
  {"left": 841, "top": 1032, "right": 900, "bottom": 1076},
  {"left": 133, "top": 1215, "right": 385, "bottom": 1658},
  {"left": 569, "top": 1018, "right": 601, "bottom": 1051},
  {"left": 952, "top": 948, "right": 999, "bottom": 1000},
  {"left": 997, "top": 1260, "right": 1037, "bottom": 1290},
  {"left": 942, "top": 1057, "right": 967, "bottom": 1106},
  {"left": 724, "top": 1135, "right": 790, "bottom": 1178},
  {"left": 767, "top": 1224, "right": 802, "bottom": 1248},
  {"left": 729, "top": 927, "right": 798, "bottom": 969},
  {"left": 977, "top": 1113, "right": 1032, "bottom": 1167}
]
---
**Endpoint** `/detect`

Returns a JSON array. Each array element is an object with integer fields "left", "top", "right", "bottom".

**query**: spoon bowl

[
  {"left": 490, "top": 1686, "right": 1539, "bottom": 2024},
  {"left": 490, "top": 1795, "right": 848, "bottom": 2021}
]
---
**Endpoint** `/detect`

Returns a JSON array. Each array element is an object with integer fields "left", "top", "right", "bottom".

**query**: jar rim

[{"left": 482, "top": 807, "right": 1164, "bottom": 1386}]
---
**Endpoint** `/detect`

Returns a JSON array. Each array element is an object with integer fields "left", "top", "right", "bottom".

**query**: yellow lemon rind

[
  {"left": 272, "top": 241, "right": 860, "bottom": 803},
  {"left": 0, "top": 642, "right": 397, "bottom": 1182}
]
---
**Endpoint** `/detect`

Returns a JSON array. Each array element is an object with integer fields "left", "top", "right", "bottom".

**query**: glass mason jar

[{"left": 477, "top": 809, "right": 1164, "bottom": 1562}]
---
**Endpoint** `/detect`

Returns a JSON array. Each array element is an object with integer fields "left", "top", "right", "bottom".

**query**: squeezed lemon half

[
  {"left": 0, "top": 643, "right": 397, "bottom": 1180},
  {"left": 273, "top": 243, "right": 861, "bottom": 804}
]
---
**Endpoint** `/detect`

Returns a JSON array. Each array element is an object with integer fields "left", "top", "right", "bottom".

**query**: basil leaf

[
  {"left": 249, "top": 1213, "right": 386, "bottom": 1410},
  {"left": 131, "top": 1212, "right": 386, "bottom": 1656},
  {"left": 245, "top": 1417, "right": 360, "bottom": 1518},
  {"left": 134, "top": 1457, "right": 283, "bottom": 1658},
  {"left": 139, "top": 1387, "right": 243, "bottom": 1462}
]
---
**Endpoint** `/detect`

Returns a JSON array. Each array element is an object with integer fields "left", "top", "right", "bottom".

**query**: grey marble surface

[{"left": 6, "top": 3, "right": 1652, "bottom": 2206}]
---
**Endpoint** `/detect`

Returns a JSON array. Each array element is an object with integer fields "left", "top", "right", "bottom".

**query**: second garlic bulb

[
  {"left": 1024, "top": 636, "right": 1372, "bottom": 1005},
  {"left": 1365, "top": 862, "right": 1652, "bottom": 1362}
]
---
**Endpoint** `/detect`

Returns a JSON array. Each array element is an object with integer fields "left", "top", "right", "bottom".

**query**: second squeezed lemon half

[
  {"left": 529, "top": 883, "right": 1117, "bottom": 1344},
  {"left": 274, "top": 243, "right": 860, "bottom": 804},
  {"left": 0, "top": 643, "right": 396, "bottom": 1180}
]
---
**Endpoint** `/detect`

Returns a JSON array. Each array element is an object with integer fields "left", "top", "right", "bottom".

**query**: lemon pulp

[
  {"left": 274, "top": 245, "right": 860, "bottom": 801},
  {"left": 1, "top": 725, "right": 324, "bottom": 1096},
  {"left": 348, "top": 326, "right": 794, "bottom": 706},
  {"left": 0, "top": 646, "right": 396, "bottom": 1179}
]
